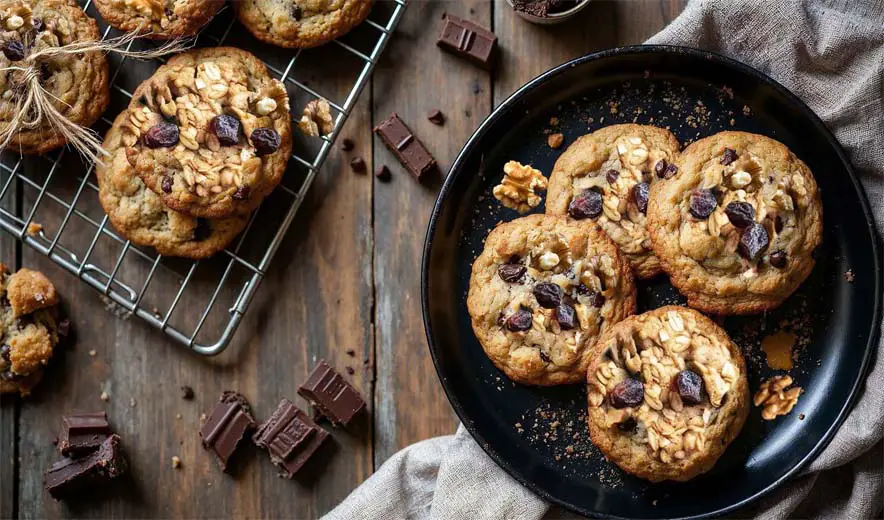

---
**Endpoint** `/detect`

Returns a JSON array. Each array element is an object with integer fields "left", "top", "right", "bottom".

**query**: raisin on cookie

[
  {"left": 98, "top": 113, "right": 250, "bottom": 259},
  {"left": 0, "top": 265, "right": 61, "bottom": 396},
  {"left": 0, "top": 0, "right": 108, "bottom": 154},
  {"left": 234, "top": 0, "right": 373, "bottom": 49},
  {"left": 93, "top": 0, "right": 223, "bottom": 39},
  {"left": 546, "top": 124, "right": 680, "bottom": 279},
  {"left": 467, "top": 214, "right": 637, "bottom": 386},
  {"left": 647, "top": 132, "right": 822, "bottom": 314},
  {"left": 586, "top": 306, "right": 749, "bottom": 482},
  {"left": 121, "top": 47, "right": 292, "bottom": 219}
]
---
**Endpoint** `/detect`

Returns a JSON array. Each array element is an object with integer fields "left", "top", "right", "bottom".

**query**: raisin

[
  {"left": 617, "top": 417, "right": 637, "bottom": 432},
  {"left": 232, "top": 186, "right": 249, "bottom": 201},
  {"left": 609, "top": 379, "right": 643, "bottom": 408},
  {"left": 739, "top": 223, "right": 769, "bottom": 261},
  {"left": 654, "top": 160, "right": 667, "bottom": 178},
  {"left": 251, "top": 128, "right": 281, "bottom": 156},
  {"left": 724, "top": 201, "right": 755, "bottom": 228},
  {"left": 143, "top": 122, "right": 179, "bottom": 148},
  {"left": 769, "top": 250, "right": 787, "bottom": 268},
  {"left": 555, "top": 303, "right": 577, "bottom": 330},
  {"left": 161, "top": 176, "right": 173, "bottom": 193},
  {"left": 498, "top": 263, "right": 526, "bottom": 283},
  {"left": 664, "top": 163, "right": 678, "bottom": 178},
  {"left": 192, "top": 218, "right": 211, "bottom": 241},
  {"left": 721, "top": 148, "right": 738, "bottom": 165},
  {"left": 505, "top": 308, "right": 532, "bottom": 332},
  {"left": 674, "top": 370, "right": 704, "bottom": 405},
  {"left": 605, "top": 169, "right": 619, "bottom": 184},
  {"left": 533, "top": 282, "right": 563, "bottom": 309},
  {"left": 689, "top": 189, "right": 717, "bottom": 219},
  {"left": 2, "top": 40, "right": 24, "bottom": 62},
  {"left": 210, "top": 114, "right": 241, "bottom": 146},
  {"left": 633, "top": 182, "right": 649, "bottom": 214},
  {"left": 568, "top": 189, "right": 602, "bottom": 220}
]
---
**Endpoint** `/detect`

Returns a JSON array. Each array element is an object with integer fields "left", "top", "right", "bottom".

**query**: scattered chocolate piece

[
  {"left": 374, "top": 165, "right": 391, "bottom": 181},
  {"left": 374, "top": 113, "right": 436, "bottom": 179},
  {"left": 298, "top": 360, "right": 366, "bottom": 427},
  {"left": 253, "top": 399, "right": 328, "bottom": 478},
  {"left": 56, "top": 318, "right": 71, "bottom": 341},
  {"left": 346, "top": 366, "right": 355, "bottom": 375},
  {"left": 199, "top": 391, "right": 257, "bottom": 472},
  {"left": 350, "top": 157, "right": 366, "bottom": 173},
  {"left": 547, "top": 133, "right": 564, "bottom": 149},
  {"left": 58, "top": 412, "right": 111, "bottom": 457},
  {"left": 436, "top": 14, "right": 497, "bottom": 70},
  {"left": 609, "top": 379, "right": 644, "bottom": 409},
  {"left": 181, "top": 385, "right": 194, "bottom": 400},
  {"left": 44, "top": 435, "right": 127, "bottom": 500},
  {"left": 346, "top": 349, "right": 355, "bottom": 357},
  {"left": 427, "top": 109, "right": 445, "bottom": 126},
  {"left": 341, "top": 138, "right": 355, "bottom": 151}
]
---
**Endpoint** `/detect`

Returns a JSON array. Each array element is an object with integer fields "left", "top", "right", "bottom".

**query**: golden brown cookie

[
  {"left": 93, "top": 0, "right": 223, "bottom": 39},
  {"left": 234, "top": 0, "right": 373, "bottom": 49},
  {"left": 467, "top": 214, "right": 637, "bottom": 386},
  {"left": 0, "top": 0, "right": 108, "bottom": 154},
  {"left": 546, "top": 124, "right": 680, "bottom": 279},
  {"left": 586, "top": 306, "right": 749, "bottom": 482},
  {"left": 647, "top": 132, "right": 823, "bottom": 314}
]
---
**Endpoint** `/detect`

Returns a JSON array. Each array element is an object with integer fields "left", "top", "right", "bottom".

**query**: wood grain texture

[{"left": 0, "top": 164, "right": 18, "bottom": 520}]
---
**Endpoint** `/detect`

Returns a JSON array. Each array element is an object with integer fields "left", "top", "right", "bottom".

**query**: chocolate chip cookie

[
  {"left": 647, "top": 132, "right": 823, "bottom": 314},
  {"left": 0, "top": 0, "right": 108, "bottom": 154},
  {"left": 546, "top": 124, "right": 681, "bottom": 279},
  {"left": 0, "top": 265, "right": 61, "bottom": 396},
  {"left": 93, "top": 0, "right": 222, "bottom": 39},
  {"left": 121, "top": 47, "right": 292, "bottom": 218},
  {"left": 99, "top": 113, "right": 250, "bottom": 259},
  {"left": 467, "top": 214, "right": 637, "bottom": 386},
  {"left": 586, "top": 306, "right": 749, "bottom": 482},
  {"left": 234, "top": 0, "right": 373, "bottom": 49}
]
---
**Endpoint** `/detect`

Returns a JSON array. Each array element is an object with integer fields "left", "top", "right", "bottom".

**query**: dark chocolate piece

[
  {"left": 436, "top": 14, "right": 497, "bottom": 69},
  {"left": 375, "top": 165, "right": 391, "bottom": 181},
  {"left": 427, "top": 109, "right": 445, "bottom": 126},
  {"left": 58, "top": 412, "right": 111, "bottom": 457},
  {"left": 373, "top": 113, "right": 436, "bottom": 179},
  {"left": 199, "top": 391, "right": 256, "bottom": 472},
  {"left": 253, "top": 399, "right": 328, "bottom": 478},
  {"left": 44, "top": 434, "right": 128, "bottom": 500},
  {"left": 297, "top": 360, "right": 365, "bottom": 426}
]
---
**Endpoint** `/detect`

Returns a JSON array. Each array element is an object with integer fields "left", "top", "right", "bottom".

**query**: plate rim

[{"left": 420, "top": 44, "right": 882, "bottom": 519}]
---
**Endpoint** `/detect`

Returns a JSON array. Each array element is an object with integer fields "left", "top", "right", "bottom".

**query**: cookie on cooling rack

[
  {"left": 647, "top": 131, "right": 822, "bottom": 314},
  {"left": 234, "top": 0, "right": 373, "bottom": 49},
  {"left": 467, "top": 214, "right": 636, "bottom": 386},
  {"left": 586, "top": 306, "right": 749, "bottom": 482},
  {"left": 0, "top": 0, "right": 108, "bottom": 154},
  {"left": 0, "top": 265, "right": 62, "bottom": 396},
  {"left": 546, "top": 124, "right": 681, "bottom": 279},
  {"left": 98, "top": 113, "right": 250, "bottom": 259},
  {"left": 93, "top": 0, "right": 223, "bottom": 39},
  {"left": 121, "top": 47, "right": 292, "bottom": 219}
]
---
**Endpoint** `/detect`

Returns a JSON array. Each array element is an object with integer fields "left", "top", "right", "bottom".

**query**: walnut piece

[
  {"left": 492, "top": 161, "right": 548, "bottom": 214},
  {"left": 547, "top": 133, "right": 564, "bottom": 149},
  {"left": 753, "top": 375, "right": 802, "bottom": 420},
  {"left": 298, "top": 99, "right": 334, "bottom": 137}
]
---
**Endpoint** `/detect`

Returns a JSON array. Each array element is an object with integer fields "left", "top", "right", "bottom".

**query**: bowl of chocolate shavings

[{"left": 507, "top": 0, "right": 591, "bottom": 24}]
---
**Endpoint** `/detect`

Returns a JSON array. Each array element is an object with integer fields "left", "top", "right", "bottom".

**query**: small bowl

[{"left": 504, "top": 0, "right": 591, "bottom": 25}]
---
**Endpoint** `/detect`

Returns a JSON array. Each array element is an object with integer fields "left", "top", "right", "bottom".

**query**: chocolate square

[
  {"left": 44, "top": 434, "right": 128, "bottom": 500},
  {"left": 297, "top": 359, "right": 365, "bottom": 426},
  {"left": 373, "top": 114, "right": 437, "bottom": 180},
  {"left": 199, "top": 391, "right": 256, "bottom": 472},
  {"left": 58, "top": 412, "right": 111, "bottom": 457},
  {"left": 253, "top": 399, "right": 328, "bottom": 478},
  {"left": 436, "top": 14, "right": 497, "bottom": 69}
]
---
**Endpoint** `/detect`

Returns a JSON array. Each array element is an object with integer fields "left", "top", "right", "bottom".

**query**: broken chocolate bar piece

[
  {"left": 297, "top": 359, "right": 365, "bottom": 426},
  {"left": 436, "top": 14, "right": 497, "bottom": 69},
  {"left": 253, "top": 398, "right": 328, "bottom": 478},
  {"left": 373, "top": 113, "right": 437, "bottom": 179},
  {"left": 199, "top": 391, "right": 256, "bottom": 472},
  {"left": 58, "top": 412, "right": 111, "bottom": 457},
  {"left": 44, "top": 434, "right": 128, "bottom": 500}
]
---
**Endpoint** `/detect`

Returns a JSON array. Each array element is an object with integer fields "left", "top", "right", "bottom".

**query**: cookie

[
  {"left": 467, "top": 214, "right": 637, "bottom": 386},
  {"left": 586, "top": 306, "right": 749, "bottom": 482},
  {"left": 234, "top": 0, "right": 373, "bottom": 49},
  {"left": 0, "top": 0, "right": 108, "bottom": 154},
  {"left": 0, "top": 265, "right": 61, "bottom": 396},
  {"left": 647, "top": 132, "right": 823, "bottom": 314},
  {"left": 93, "top": 0, "right": 222, "bottom": 39},
  {"left": 98, "top": 113, "right": 250, "bottom": 259},
  {"left": 546, "top": 124, "right": 680, "bottom": 279},
  {"left": 121, "top": 47, "right": 292, "bottom": 218}
]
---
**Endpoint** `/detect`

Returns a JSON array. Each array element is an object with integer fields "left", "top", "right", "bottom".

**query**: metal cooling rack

[{"left": 0, "top": 0, "right": 406, "bottom": 355}]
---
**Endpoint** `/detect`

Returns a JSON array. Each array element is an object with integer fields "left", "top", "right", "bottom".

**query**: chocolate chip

[
  {"left": 654, "top": 160, "right": 667, "bottom": 178},
  {"left": 375, "top": 165, "right": 391, "bottom": 181},
  {"left": 250, "top": 128, "right": 281, "bottom": 156},
  {"left": 504, "top": 308, "right": 533, "bottom": 332},
  {"left": 724, "top": 201, "right": 755, "bottom": 228},
  {"left": 769, "top": 250, "right": 787, "bottom": 269},
  {"left": 605, "top": 169, "right": 619, "bottom": 184},
  {"left": 617, "top": 417, "right": 637, "bottom": 432},
  {"left": 609, "top": 379, "right": 644, "bottom": 408},
  {"left": 633, "top": 182, "right": 649, "bottom": 214},
  {"left": 193, "top": 218, "right": 211, "bottom": 241},
  {"left": 138, "top": 94, "right": 149, "bottom": 106},
  {"left": 538, "top": 350, "right": 551, "bottom": 363},
  {"left": 350, "top": 157, "right": 366, "bottom": 173},
  {"left": 161, "top": 176, "right": 173, "bottom": 193},
  {"left": 555, "top": 303, "right": 577, "bottom": 330},
  {"left": 143, "top": 122, "right": 179, "bottom": 148},
  {"left": 775, "top": 215, "right": 785, "bottom": 233},
  {"left": 291, "top": 5, "right": 303, "bottom": 20},
  {"left": 498, "top": 263, "right": 526, "bottom": 283},
  {"left": 533, "top": 282, "right": 563, "bottom": 309},
  {"left": 721, "top": 148, "right": 738, "bottom": 165},
  {"left": 210, "top": 114, "right": 241, "bottom": 146},
  {"left": 427, "top": 109, "right": 445, "bottom": 126},
  {"left": 575, "top": 283, "right": 592, "bottom": 296},
  {"left": 568, "top": 189, "right": 602, "bottom": 220},
  {"left": 689, "top": 189, "right": 717, "bottom": 219},
  {"left": 341, "top": 138, "right": 355, "bottom": 151},
  {"left": 675, "top": 370, "right": 704, "bottom": 405},
  {"left": 180, "top": 386, "right": 194, "bottom": 400},
  {"left": 2, "top": 40, "right": 24, "bottom": 62},
  {"left": 739, "top": 223, "right": 769, "bottom": 261},
  {"left": 232, "top": 186, "right": 249, "bottom": 201}
]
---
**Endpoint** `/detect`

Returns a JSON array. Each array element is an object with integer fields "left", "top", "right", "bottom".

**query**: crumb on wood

[
  {"left": 171, "top": 456, "right": 182, "bottom": 469},
  {"left": 176, "top": 413, "right": 183, "bottom": 420},
  {"left": 26, "top": 222, "right": 42, "bottom": 236},
  {"left": 100, "top": 391, "right": 110, "bottom": 402},
  {"left": 129, "top": 398, "right": 136, "bottom": 408},
  {"left": 88, "top": 350, "right": 97, "bottom": 357}
]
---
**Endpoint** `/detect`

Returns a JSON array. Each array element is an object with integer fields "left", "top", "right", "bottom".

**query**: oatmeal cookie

[
  {"left": 467, "top": 214, "right": 637, "bottom": 386},
  {"left": 98, "top": 113, "right": 250, "bottom": 259},
  {"left": 234, "top": 0, "right": 372, "bottom": 49},
  {"left": 586, "top": 306, "right": 749, "bottom": 482},
  {"left": 0, "top": 265, "right": 61, "bottom": 396},
  {"left": 122, "top": 47, "right": 292, "bottom": 218},
  {"left": 93, "top": 0, "right": 222, "bottom": 39},
  {"left": 546, "top": 124, "right": 680, "bottom": 279},
  {"left": 0, "top": 0, "right": 108, "bottom": 154},
  {"left": 647, "top": 132, "right": 823, "bottom": 314}
]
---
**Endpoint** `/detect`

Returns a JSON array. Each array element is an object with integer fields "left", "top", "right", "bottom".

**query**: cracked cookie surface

[
  {"left": 122, "top": 47, "right": 292, "bottom": 218},
  {"left": 467, "top": 214, "right": 636, "bottom": 386},
  {"left": 647, "top": 132, "right": 822, "bottom": 314},
  {"left": 546, "top": 124, "right": 680, "bottom": 279},
  {"left": 93, "top": 0, "right": 223, "bottom": 38},
  {"left": 0, "top": 0, "right": 108, "bottom": 154},
  {"left": 586, "top": 306, "right": 749, "bottom": 482},
  {"left": 235, "top": 0, "right": 372, "bottom": 49}
]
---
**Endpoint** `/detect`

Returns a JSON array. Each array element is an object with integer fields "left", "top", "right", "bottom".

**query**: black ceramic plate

[{"left": 421, "top": 46, "right": 882, "bottom": 519}]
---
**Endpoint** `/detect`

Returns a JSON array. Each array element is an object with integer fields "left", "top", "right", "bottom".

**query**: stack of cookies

[{"left": 469, "top": 124, "right": 823, "bottom": 482}]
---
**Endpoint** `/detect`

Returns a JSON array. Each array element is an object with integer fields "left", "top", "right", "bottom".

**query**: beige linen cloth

[{"left": 326, "top": 0, "right": 884, "bottom": 518}]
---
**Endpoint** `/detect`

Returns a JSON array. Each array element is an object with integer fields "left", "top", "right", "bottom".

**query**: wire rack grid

[{"left": 0, "top": 0, "right": 406, "bottom": 355}]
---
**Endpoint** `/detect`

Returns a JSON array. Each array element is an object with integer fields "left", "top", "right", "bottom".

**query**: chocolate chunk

[
  {"left": 250, "top": 128, "right": 281, "bottom": 156},
  {"left": 674, "top": 370, "right": 704, "bottom": 405},
  {"left": 161, "top": 176, "right": 173, "bottom": 193},
  {"left": 568, "top": 189, "right": 603, "bottom": 219},
  {"left": 605, "top": 169, "right": 619, "bottom": 184},
  {"left": 199, "top": 391, "right": 257, "bottom": 472},
  {"left": 181, "top": 385, "right": 194, "bottom": 400},
  {"left": 2, "top": 41, "right": 24, "bottom": 62},
  {"left": 232, "top": 185, "right": 249, "bottom": 201},
  {"left": 143, "top": 122, "right": 179, "bottom": 148},
  {"left": 609, "top": 379, "right": 644, "bottom": 409},
  {"left": 192, "top": 218, "right": 211, "bottom": 241},
  {"left": 44, "top": 435, "right": 127, "bottom": 501},
  {"left": 775, "top": 215, "right": 785, "bottom": 233},
  {"left": 427, "top": 109, "right": 445, "bottom": 126},
  {"left": 291, "top": 5, "right": 302, "bottom": 20},
  {"left": 374, "top": 114, "right": 436, "bottom": 179},
  {"left": 374, "top": 165, "right": 391, "bottom": 181},
  {"left": 341, "top": 138, "right": 355, "bottom": 151},
  {"left": 721, "top": 148, "right": 739, "bottom": 165},
  {"left": 654, "top": 160, "right": 667, "bottom": 178},
  {"left": 297, "top": 360, "right": 366, "bottom": 427},
  {"left": 664, "top": 163, "right": 678, "bottom": 178},
  {"left": 253, "top": 399, "right": 328, "bottom": 478},
  {"left": 538, "top": 349, "right": 552, "bottom": 363},
  {"left": 689, "top": 189, "right": 717, "bottom": 219},
  {"left": 739, "top": 223, "right": 769, "bottom": 261},
  {"left": 350, "top": 157, "right": 366, "bottom": 173},
  {"left": 617, "top": 417, "right": 637, "bottom": 432},
  {"left": 210, "top": 114, "right": 241, "bottom": 146},
  {"left": 505, "top": 307, "right": 533, "bottom": 332},
  {"left": 498, "top": 263, "right": 526, "bottom": 283},
  {"left": 633, "top": 182, "right": 650, "bottom": 214},
  {"left": 555, "top": 303, "right": 577, "bottom": 330},
  {"left": 769, "top": 250, "right": 788, "bottom": 269},
  {"left": 58, "top": 412, "right": 111, "bottom": 457},
  {"left": 436, "top": 14, "right": 497, "bottom": 69},
  {"left": 533, "top": 282, "right": 563, "bottom": 308},
  {"left": 724, "top": 201, "right": 755, "bottom": 228}
]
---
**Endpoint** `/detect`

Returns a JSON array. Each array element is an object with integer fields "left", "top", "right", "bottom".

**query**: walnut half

[
  {"left": 492, "top": 161, "right": 548, "bottom": 214},
  {"left": 754, "top": 375, "right": 802, "bottom": 420},
  {"left": 298, "top": 99, "right": 334, "bottom": 137}
]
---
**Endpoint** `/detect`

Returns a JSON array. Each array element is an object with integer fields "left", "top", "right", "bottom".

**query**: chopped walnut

[
  {"left": 754, "top": 375, "right": 802, "bottom": 420},
  {"left": 298, "top": 99, "right": 334, "bottom": 137},
  {"left": 492, "top": 161, "right": 548, "bottom": 214}
]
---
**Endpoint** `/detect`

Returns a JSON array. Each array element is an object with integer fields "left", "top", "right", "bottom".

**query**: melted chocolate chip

[
  {"left": 533, "top": 282, "right": 563, "bottom": 309},
  {"left": 769, "top": 250, "right": 788, "bottom": 269},
  {"left": 568, "top": 189, "right": 602, "bottom": 220},
  {"left": 143, "top": 122, "right": 179, "bottom": 148},
  {"left": 505, "top": 308, "right": 532, "bottom": 332},
  {"left": 538, "top": 350, "right": 552, "bottom": 363},
  {"left": 689, "top": 189, "right": 717, "bottom": 219},
  {"left": 775, "top": 215, "right": 785, "bottom": 233},
  {"left": 721, "top": 148, "right": 738, "bottom": 165},
  {"left": 724, "top": 201, "right": 755, "bottom": 228},
  {"left": 291, "top": 5, "right": 303, "bottom": 20},
  {"left": 609, "top": 379, "right": 643, "bottom": 409},
  {"left": 498, "top": 263, "right": 526, "bottom": 283},
  {"left": 739, "top": 223, "right": 770, "bottom": 261},
  {"left": 592, "top": 292, "right": 606, "bottom": 308},
  {"left": 675, "top": 370, "right": 704, "bottom": 405}
]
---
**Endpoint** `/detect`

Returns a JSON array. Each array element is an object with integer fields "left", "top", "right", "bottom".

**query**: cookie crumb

[
  {"left": 176, "top": 413, "right": 183, "bottom": 420},
  {"left": 844, "top": 269, "right": 855, "bottom": 283},
  {"left": 129, "top": 398, "right": 137, "bottom": 408},
  {"left": 798, "top": 413, "right": 805, "bottom": 420},
  {"left": 547, "top": 133, "right": 564, "bottom": 149},
  {"left": 88, "top": 350, "right": 97, "bottom": 357},
  {"left": 171, "top": 456, "right": 182, "bottom": 469},
  {"left": 100, "top": 391, "right": 110, "bottom": 402},
  {"left": 26, "top": 222, "right": 42, "bottom": 236}
]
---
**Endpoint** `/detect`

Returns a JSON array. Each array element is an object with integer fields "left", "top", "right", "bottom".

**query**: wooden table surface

[{"left": 0, "top": 1, "right": 686, "bottom": 517}]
